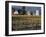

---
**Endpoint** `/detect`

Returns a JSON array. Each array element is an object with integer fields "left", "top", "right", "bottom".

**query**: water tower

[
  {"left": 36, "top": 10, "right": 39, "bottom": 16},
  {"left": 27, "top": 11, "right": 30, "bottom": 15}
]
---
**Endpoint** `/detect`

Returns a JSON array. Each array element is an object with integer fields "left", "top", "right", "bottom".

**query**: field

[{"left": 12, "top": 15, "right": 41, "bottom": 31}]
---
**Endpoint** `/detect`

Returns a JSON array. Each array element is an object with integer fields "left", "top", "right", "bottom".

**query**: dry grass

[
  {"left": 12, "top": 15, "right": 41, "bottom": 24},
  {"left": 12, "top": 15, "right": 41, "bottom": 31}
]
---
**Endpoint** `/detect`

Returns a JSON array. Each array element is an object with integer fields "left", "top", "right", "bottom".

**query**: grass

[{"left": 12, "top": 15, "right": 41, "bottom": 31}]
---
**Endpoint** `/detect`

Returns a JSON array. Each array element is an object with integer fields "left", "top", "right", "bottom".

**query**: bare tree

[{"left": 22, "top": 6, "right": 26, "bottom": 15}]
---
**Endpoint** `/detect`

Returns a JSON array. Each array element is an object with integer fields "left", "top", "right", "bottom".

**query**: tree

[
  {"left": 18, "top": 9, "right": 22, "bottom": 15},
  {"left": 12, "top": 7, "right": 15, "bottom": 14},
  {"left": 22, "top": 6, "right": 26, "bottom": 15}
]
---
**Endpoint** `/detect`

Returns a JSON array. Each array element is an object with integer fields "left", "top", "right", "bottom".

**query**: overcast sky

[
  {"left": 12, "top": 6, "right": 41, "bottom": 15},
  {"left": 12, "top": 6, "right": 41, "bottom": 12}
]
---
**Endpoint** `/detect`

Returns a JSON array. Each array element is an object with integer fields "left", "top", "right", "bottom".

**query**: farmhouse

[{"left": 14, "top": 10, "right": 18, "bottom": 15}]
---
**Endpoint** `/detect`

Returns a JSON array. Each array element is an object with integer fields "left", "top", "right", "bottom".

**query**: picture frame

[{"left": 5, "top": 1, "right": 45, "bottom": 36}]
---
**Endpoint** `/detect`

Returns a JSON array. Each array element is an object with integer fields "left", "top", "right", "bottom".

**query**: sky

[{"left": 12, "top": 6, "right": 41, "bottom": 15}]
